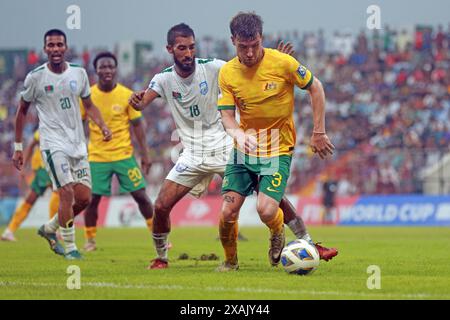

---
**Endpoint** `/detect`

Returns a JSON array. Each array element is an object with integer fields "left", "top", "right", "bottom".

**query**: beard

[{"left": 174, "top": 56, "right": 195, "bottom": 73}]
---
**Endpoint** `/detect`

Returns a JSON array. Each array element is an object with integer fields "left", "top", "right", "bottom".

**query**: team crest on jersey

[
  {"left": 297, "top": 66, "right": 307, "bottom": 79},
  {"left": 222, "top": 176, "right": 229, "bottom": 188},
  {"left": 172, "top": 91, "right": 182, "bottom": 102},
  {"left": 61, "top": 163, "right": 69, "bottom": 174},
  {"left": 175, "top": 163, "right": 188, "bottom": 173},
  {"left": 199, "top": 81, "right": 208, "bottom": 95},
  {"left": 112, "top": 104, "right": 123, "bottom": 113},
  {"left": 69, "top": 80, "right": 78, "bottom": 92}
]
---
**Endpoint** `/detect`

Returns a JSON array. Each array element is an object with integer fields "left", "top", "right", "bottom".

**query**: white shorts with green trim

[
  {"left": 166, "top": 146, "right": 232, "bottom": 198},
  {"left": 41, "top": 150, "right": 91, "bottom": 191}
]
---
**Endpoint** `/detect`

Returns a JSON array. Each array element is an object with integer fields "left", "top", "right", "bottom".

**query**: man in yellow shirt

[
  {"left": 81, "top": 52, "right": 153, "bottom": 251},
  {"left": 217, "top": 12, "right": 336, "bottom": 271},
  {"left": 1, "top": 131, "right": 59, "bottom": 241}
]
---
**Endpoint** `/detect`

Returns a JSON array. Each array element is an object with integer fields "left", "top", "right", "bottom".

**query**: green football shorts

[
  {"left": 90, "top": 155, "right": 146, "bottom": 196},
  {"left": 222, "top": 149, "right": 292, "bottom": 202},
  {"left": 30, "top": 168, "right": 52, "bottom": 196}
]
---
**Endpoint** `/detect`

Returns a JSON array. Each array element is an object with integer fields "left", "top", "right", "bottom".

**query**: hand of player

[
  {"left": 140, "top": 153, "right": 152, "bottom": 175},
  {"left": 310, "top": 132, "right": 335, "bottom": 159},
  {"left": 277, "top": 40, "right": 295, "bottom": 56},
  {"left": 245, "top": 134, "right": 258, "bottom": 153},
  {"left": 101, "top": 125, "right": 112, "bottom": 141},
  {"left": 236, "top": 131, "right": 258, "bottom": 153},
  {"left": 129, "top": 90, "right": 146, "bottom": 110},
  {"left": 12, "top": 151, "right": 24, "bottom": 171}
]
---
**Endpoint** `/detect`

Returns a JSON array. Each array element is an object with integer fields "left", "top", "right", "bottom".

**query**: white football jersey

[
  {"left": 148, "top": 58, "right": 233, "bottom": 154},
  {"left": 21, "top": 62, "right": 90, "bottom": 158}
]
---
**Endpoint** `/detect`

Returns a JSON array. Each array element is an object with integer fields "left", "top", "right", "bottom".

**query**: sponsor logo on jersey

[
  {"left": 266, "top": 186, "right": 280, "bottom": 193},
  {"left": 44, "top": 85, "right": 54, "bottom": 94},
  {"left": 264, "top": 82, "right": 277, "bottom": 91},
  {"left": 199, "top": 81, "right": 208, "bottom": 95},
  {"left": 172, "top": 91, "right": 182, "bottom": 102},
  {"left": 297, "top": 66, "right": 307, "bottom": 79},
  {"left": 149, "top": 81, "right": 156, "bottom": 89},
  {"left": 69, "top": 80, "right": 78, "bottom": 93}
]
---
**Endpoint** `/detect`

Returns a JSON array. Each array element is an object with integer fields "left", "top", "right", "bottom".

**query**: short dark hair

[
  {"left": 44, "top": 29, "right": 67, "bottom": 45},
  {"left": 230, "top": 12, "right": 263, "bottom": 40},
  {"left": 93, "top": 51, "right": 118, "bottom": 69},
  {"left": 167, "top": 23, "right": 195, "bottom": 46}
]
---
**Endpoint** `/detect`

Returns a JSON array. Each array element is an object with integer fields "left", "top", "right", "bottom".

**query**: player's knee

[
  {"left": 75, "top": 191, "right": 91, "bottom": 210},
  {"left": 77, "top": 195, "right": 91, "bottom": 210},
  {"left": 257, "top": 205, "right": 275, "bottom": 222},
  {"left": 221, "top": 205, "right": 239, "bottom": 222},
  {"left": 58, "top": 185, "right": 74, "bottom": 204},
  {"left": 154, "top": 198, "right": 172, "bottom": 216}
]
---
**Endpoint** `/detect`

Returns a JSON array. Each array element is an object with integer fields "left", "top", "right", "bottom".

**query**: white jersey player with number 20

[{"left": 13, "top": 29, "right": 112, "bottom": 261}]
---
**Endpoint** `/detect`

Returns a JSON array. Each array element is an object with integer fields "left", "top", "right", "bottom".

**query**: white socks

[
  {"left": 153, "top": 233, "right": 169, "bottom": 261},
  {"left": 60, "top": 226, "right": 77, "bottom": 253},
  {"left": 44, "top": 214, "right": 60, "bottom": 233}
]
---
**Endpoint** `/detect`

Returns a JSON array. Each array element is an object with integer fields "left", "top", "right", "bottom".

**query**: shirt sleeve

[
  {"left": 286, "top": 55, "right": 314, "bottom": 90},
  {"left": 80, "top": 68, "right": 91, "bottom": 99},
  {"left": 148, "top": 73, "right": 165, "bottom": 100},
  {"left": 21, "top": 73, "right": 36, "bottom": 103},
  {"left": 217, "top": 67, "right": 236, "bottom": 111}
]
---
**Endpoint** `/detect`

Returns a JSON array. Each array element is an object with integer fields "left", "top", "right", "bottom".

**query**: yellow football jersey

[
  {"left": 218, "top": 48, "right": 313, "bottom": 157},
  {"left": 31, "top": 130, "right": 44, "bottom": 170},
  {"left": 80, "top": 83, "right": 142, "bottom": 162}
]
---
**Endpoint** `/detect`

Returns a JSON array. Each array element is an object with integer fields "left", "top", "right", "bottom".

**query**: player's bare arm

[
  {"left": 22, "top": 137, "right": 38, "bottom": 168},
  {"left": 129, "top": 88, "right": 159, "bottom": 111},
  {"left": 307, "top": 77, "right": 335, "bottom": 159},
  {"left": 219, "top": 109, "right": 257, "bottom": 153},
  {"left": 12, "top": 98, "right": 31, "bottom": 171},
  {"left": 81, "top": 96, "right": 112, "bottom": 141},
  {"left": 131, "top": 118, "right": 152, "bottom": 175}
]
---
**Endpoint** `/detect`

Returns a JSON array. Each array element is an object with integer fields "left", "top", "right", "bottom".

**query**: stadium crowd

[{"left": 1, "top": 24, "right": 449, "bottom": 197}]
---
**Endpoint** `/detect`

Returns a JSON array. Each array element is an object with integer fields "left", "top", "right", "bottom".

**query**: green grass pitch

[{"left": 1, "top": 226, "right": 449, "bottom": 300}]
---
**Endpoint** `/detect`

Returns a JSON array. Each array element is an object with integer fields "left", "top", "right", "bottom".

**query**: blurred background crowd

[{"left": 1, "top": 24, "right": 449, "bottom": 197}]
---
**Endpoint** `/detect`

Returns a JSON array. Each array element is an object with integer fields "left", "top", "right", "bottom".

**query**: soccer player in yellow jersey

[
  {"left": 216, "top": 12, "right": 336, "bottom": 271},
  {"left": 81, "top": 52, "right": 153, "bottom": 251},
  {"left": 1, "top": 131, "right": 59, "bottom": 241}
]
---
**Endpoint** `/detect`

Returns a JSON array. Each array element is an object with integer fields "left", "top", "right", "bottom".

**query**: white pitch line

[{"left": 1, "top": 281, "right": 449, "bottom": 299}]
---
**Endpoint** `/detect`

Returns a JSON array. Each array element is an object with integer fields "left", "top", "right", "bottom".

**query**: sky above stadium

[{"left": 1, "top": 0, "right": 449, "bottom": 55}]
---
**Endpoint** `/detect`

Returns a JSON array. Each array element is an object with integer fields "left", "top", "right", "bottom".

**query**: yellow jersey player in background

[
  {"left": 216, "top": 12, "right": 337, "bottom": 271},
  {"left": 1, "top": 131, "right": 59, "bottom": 241},
  {"left": 81, "top": 52, "right": 153, "bottom": 252}
]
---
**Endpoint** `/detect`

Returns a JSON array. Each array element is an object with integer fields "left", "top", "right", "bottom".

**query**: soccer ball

[{"left": 281, "top": 239, "right": 320, "bottom": 275}]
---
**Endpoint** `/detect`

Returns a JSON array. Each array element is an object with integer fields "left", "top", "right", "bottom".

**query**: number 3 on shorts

[{"left": 271, "top": 172, "right": 282, "bottom": 188}]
